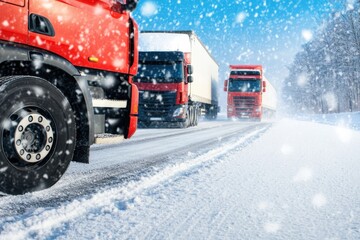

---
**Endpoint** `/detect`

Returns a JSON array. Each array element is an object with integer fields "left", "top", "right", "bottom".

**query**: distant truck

[
  {"left": 0, "top": 0, "right": 139, "bottom": 194},
  {"left": 224, "top": 65, "right": 276, "bottom": 120},
  {"left": 134, "top": 31, "right": 219, "bottom": 128}
]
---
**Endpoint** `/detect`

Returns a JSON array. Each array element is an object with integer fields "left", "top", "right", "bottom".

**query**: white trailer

[{"left": 262, "top": 76, "right": 277, "bottom": 115}]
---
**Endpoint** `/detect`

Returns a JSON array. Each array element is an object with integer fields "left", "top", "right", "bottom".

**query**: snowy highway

[
  {"left": 1, "top": 115, "right": 360, "bottom": 239},
  {"left": 0, "top": 119, "right": 270, "bottom": 213},
  {"left": 1, "top": 0, "right": 360, "bottom": 239}
]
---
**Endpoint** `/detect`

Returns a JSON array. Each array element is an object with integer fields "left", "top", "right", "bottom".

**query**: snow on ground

[
  {"left": 295, "top": 111, "right": 360, "bottom": 131},
  {"left": 1, "top": 114, "right": 360, "bottom": 239}
]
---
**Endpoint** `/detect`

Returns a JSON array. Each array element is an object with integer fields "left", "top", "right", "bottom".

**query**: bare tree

[{"left": 282, "top": 1, "right": 360, "bottom": 114}]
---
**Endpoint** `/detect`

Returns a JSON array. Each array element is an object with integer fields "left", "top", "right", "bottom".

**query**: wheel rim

[
  {"left": 14, "top": 113, "right": 54, "bottom": 163},
  {"left": 3, "top": 107, "right": 56, "bottom": 168}
]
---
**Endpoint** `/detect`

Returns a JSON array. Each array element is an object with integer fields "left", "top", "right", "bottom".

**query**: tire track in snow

[
  {"left": 0, "top": 123, "right": 255, "bottom": 215},
  {"left": 0, "top": 123, "right": 266, "bottom": 217},
  {"left": 91, "top": 121, "right": 234, "bottom": 151},
  {"left": 144, "top": 154, "right": 248, "bottom": 240},
  {"left": 141, "top": 186, "right": 220, "bottom": 239},
  {"left": 159, "top": 170, "right": 234, "bottom": 239},
  {"left": 0, "top": 125, "right": 270, "bottom": 240},
  {"left": 122, "top": 124, "right": 270, "bottom": 239}
]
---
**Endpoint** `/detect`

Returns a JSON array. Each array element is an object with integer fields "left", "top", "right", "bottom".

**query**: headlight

[
  {"left": 173, "top": 106, "right": 185, "bottom": 117},
  {"left": 255, "top": 106, "right": 262, "bottom": 112}
]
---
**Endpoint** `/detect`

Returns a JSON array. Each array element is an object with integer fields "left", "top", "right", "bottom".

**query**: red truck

[
  {"left": 0, "top": 0, "right": 139, "bottom": 194},
  {"left": 134, "top": 31, "right": 219, "bottom": 128},
  {"left": 224, "top": 65, "right": 276, "bottom": 120}
]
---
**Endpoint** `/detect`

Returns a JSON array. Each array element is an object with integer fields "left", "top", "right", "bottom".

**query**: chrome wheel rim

[{"left": 13, "top": 113, "right": 54, "bottom": 163}]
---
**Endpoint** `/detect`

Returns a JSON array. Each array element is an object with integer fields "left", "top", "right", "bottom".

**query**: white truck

[{"left": 133, "top": 31, "right": 219, "bottom": 127}]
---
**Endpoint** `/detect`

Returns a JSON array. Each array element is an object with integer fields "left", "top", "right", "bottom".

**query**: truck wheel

[
  {"left": 205, "top": 106, "right": 217, "bottom": 120},
  {"left": 0, "top": 76, "right": 76, "bottom": 195},
  {"left": 212, "top": 110, "right": 218, "bottom": 120},
  {"left": 189, "top": 107, "right": 193, "bottom": 126},
  {"left": 194, "top": 108, "right": 199, "bottom": 126},
  {"left": 184, "top": 108, "right": 191, "bottom": 128}
]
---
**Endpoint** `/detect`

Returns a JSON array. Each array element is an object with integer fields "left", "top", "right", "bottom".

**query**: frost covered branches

[{"left": 282, "top": 2, "right": 360, "bottom": 114}]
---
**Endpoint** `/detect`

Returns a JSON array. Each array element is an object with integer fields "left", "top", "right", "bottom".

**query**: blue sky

[{"left": 132, "top": 0, "right": 343, "bottom": 98}]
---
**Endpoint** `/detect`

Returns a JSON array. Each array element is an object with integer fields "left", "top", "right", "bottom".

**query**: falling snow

[
  {"left": 1, "top": 117, "right": 360, "bottom": 239},
  {"left": 1, "top": 0, "right": 360, "bottom": 239}
]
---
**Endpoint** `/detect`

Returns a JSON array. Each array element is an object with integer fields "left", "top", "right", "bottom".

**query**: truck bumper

[
  {"left": 138, "top": 105, "right": 187, "bottom": 125},
  {"left": 227, "top": 106, "right": 262, "bottom": 119}
]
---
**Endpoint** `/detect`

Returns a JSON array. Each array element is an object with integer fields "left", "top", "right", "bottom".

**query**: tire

[
  {"left": 193, "top": 107, "right": 199, "bottom": 126},
  {"left": 189, "top": 106, "right": 194, "bottom": 127},
  {"left": 0, "top": 76, "right": 76, "bottom": 195},
  {"left": 184, "top": 108, "right": 191, "bottom": 128},
  {"left": 212, "top": 110, "right": 218, "bottom": 120},
  {"left": 205, "top": 106, "right": 217, "bottom": 120}
]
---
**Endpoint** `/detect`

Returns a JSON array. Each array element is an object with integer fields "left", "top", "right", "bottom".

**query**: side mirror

[
  {"left": 117, "top": 0, "right": 137, "bottom": 12},
  {"left": 187, "top": 65, "right": 193, "bottom": 75},
  {"left": 126, "top": 0, "right": 138, "bottom": 12},
  {"left": 112, "top": 0, "right": 137, "bottom": 13},
  {"left": 224, "top": 79, "right": 228, "bottom": 92},
  {"left": 187, "top": 76, "right": 194, "bottom": 83}
]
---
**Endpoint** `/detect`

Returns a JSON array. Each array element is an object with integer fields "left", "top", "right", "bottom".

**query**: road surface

[{"left": 1, "top": 116, "right": 360, "bottom": 239}]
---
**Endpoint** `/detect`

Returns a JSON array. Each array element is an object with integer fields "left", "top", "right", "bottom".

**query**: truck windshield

[
  {"left": 230, "top": 70, "right": 261, "bottom": 76},
  {"left": 134, "top": 62, "right": 184, "bottom": 83},
  {"left": 228, "top": 78, "right": 261, "bottom": 92}
]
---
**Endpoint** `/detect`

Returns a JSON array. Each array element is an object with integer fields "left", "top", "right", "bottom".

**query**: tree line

[{"left": 282, "top": 1, "right": 360, "bottom": 114}]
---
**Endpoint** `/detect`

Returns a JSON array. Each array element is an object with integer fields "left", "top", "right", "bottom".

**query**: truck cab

[
  {"left": 133, "top": 51, "right": 192, "bottom": 127},
  {"left": 134, "top": 31, "right": 219, "bottom": 128},
  {"left": 224, "top": 65, "right": 265, "bottom": 120}
]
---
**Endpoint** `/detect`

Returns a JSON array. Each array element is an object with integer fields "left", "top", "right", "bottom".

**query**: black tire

[
  {"left": 0, "top": 76, "right": 76, "bottom": 195},
  {"left": 189, "top": 106, "right": 193, "bottom": 127},
  {"left": 194, "top": 108, "right": 199, "bottom": 126},
  {"left": 205, "top": 106, "right": 217, "bottom": 120},
  {"left": 212, "top": 110, "right": 218, "bottom": 120},
  {"left": 184, "top": 108, "right": 191, "bottom": 128}
]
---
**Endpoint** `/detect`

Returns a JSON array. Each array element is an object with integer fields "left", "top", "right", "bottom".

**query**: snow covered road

[{"left": 1, "top": 117, "right": 360, "bottom": 239}]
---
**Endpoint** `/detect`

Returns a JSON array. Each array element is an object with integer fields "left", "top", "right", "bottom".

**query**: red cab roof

[{"left": 229, "top": 65, "right": 262, "bottom": 72}]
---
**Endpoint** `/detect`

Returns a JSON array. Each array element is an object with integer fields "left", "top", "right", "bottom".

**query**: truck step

[
  {"left": 92, "top": 99, "right": 127, "bottom": 108},
  {"left": 94, "top": 134, "right": 125, "bottom": 144}
]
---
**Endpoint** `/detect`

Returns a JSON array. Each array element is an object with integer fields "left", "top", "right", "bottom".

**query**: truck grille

[
  {"left": 139, "top": 91, "right": 176, "bottom": 118},
  {"left": 233, "top": 96, "right": 256, "bottom": 116}
]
